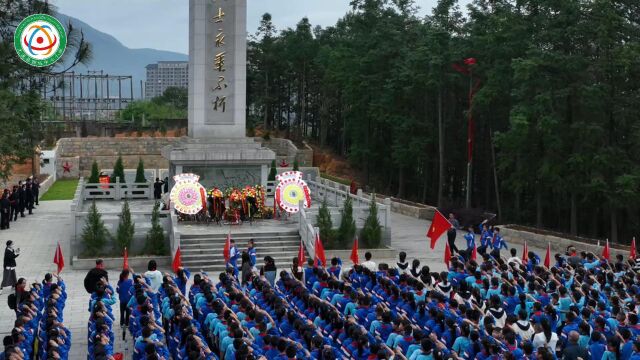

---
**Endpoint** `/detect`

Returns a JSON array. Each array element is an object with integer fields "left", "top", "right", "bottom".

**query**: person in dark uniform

[
  {"left": 1, "top": 241, "right": 19, "bottom": 295},
  {"left": 163, "top": 177, "right": 169, "bottom": 193},
  {"left": 25, "top": 183, "right": 33, "bottom": 215},
  {"left": 83, "top": 259, "right": 108, "bottom": 294},
  {"left": 153, "top": 178, "right": 164, "bottom": 200},
  {"left": 17, "top": 182, "right": 25, "bottom": 218},
  {"left": 0, "top": 190, "right": 10, "bottom": 230},
  {"left": 32, "top": 178, "right": 40, "bottom": 206},
  {"left": 9, "top": 186, "right": 18, "bottom": 222}
]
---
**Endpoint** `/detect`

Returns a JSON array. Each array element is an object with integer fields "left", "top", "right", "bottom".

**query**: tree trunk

[
  {"left": 319, "top": 93, "right": 328, "bottom": 147},
  {"left": 397, "top": 167, "right": 405, "bottom": 199},
  {"left": 490, "top": 130, "right": 502, "bottom": 221},
  {"left": 437, "top": 89, "right": 444, "bottom": 207},
  {"left": 263, "top": 72, "right": 269, "bottom": 130},
  {"left": 570, "top": 192, "right": 577, "bottom": 235},
  {"left": 536, "top": 185, "right": 543, "bottom": 228},
  {"left": 611, "top": 208, "right": 618, "bottom": 244}
]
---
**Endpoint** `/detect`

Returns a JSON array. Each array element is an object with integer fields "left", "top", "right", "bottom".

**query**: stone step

[
  {"left": 182, "top": 248, "right": 299, "bottom": 259},
  {"left": 182, "top": 256, "right": 297, "bottom": 268},
  {"left": 181, "top": 235, "right": 300, "bottom": 245},
  {"left": 180, "top": 231, "right": 299, "bottom": 240},
  {"left": 181, "top": 245, "right": 300, "bottom": 254}
]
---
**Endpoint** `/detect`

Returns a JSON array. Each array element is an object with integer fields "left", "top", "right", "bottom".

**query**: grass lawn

[{"left": 40, "top": 179, "right": 79, "bottom": 201}]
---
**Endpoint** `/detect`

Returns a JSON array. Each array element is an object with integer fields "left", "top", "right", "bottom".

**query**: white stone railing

[
  {"left": 307, "top": 179, "right": 392, "bottom": 245},
  {"left": 169, "top": 212, "right": 181, "bottom": 259},
  {"left": 298, "top": 200, "right": 318, "bottom": 259},
  {"left": 83, "top": 179, "right": 153, "bottom": 200}
]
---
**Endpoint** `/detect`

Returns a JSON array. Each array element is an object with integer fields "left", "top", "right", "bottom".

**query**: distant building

[{"left": 145, "top": 61, "right": 188, "bottom": 99}]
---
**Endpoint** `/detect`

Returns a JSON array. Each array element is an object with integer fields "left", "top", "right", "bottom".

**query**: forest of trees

[{"left": 246, "top": 0, "right": 640, "bottom": 243}]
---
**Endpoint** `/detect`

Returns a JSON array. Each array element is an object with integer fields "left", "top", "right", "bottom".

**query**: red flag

[
  {"left": 297, "top": 239, "right": 306, "bottom": 268},
  {"left": 350, "top": 237, "right": 360, "bottom": 265},
  {"left": 223, "top": 232, "right": 231, "bottom": 263},
  {"left": 172, "top": 247, "right": 182, "bottom": 273},
  {"left": 444, "top": 241, "right": 452, "bottom": 268},
  {"left": 314, "top": 233, "right": 326, "bottom": 267},
  {"left": 123, "top": 247, "right": 129, "bottom": 270},
  {"left": 631, "top": 237, "right": 637, "bottom": 260},
  {"left": 53, "top": 242, "right": 64, "bottom": 274},
  {"left": 602, "top": 239, "right": 610, "bottom": 261},
  {"left": 521, "top": 241, "right": 529, "bottom": 264},
  {"left": 470, "top": 243, "right": 477, "bottom": 261},
  {"left": 544, "top": 243, "right": 551, "bottom": 268},
  {"left": 427, "top": 210, "right": 452, "bottom": 249}
]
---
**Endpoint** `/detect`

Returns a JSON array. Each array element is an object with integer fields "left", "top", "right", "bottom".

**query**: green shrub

[
  {"left": 115, "top": 199, "right": 134, "bottom": 252},
  {"left": 88, "top": 161, "right": 100, "bottom": 184},
  {"left": 110, "top": 156, "right": 126, "bottom": 183},
  {"left": 336, "top": 196, "right": 356, "bottom": 247},
  {"left": 135, "top": 159, "right": 147, "bottom": 183},
  {"left": 82, "top": 201, "right": 109, "bottom": 256},
  {"left": 293, "top": 159, "right": 299, "bottom": 171},
  {"left": 268, "top": 160, "right": 277, "bottom": 181},
  {"left": 360, "top": 194, "right": 382, "bottom": 248},
  {"left": 145, "top": 201, "right": 166, "bottom": 255},
  {"left": 316, "top": 198, "right": 337, "bottom": 248}
]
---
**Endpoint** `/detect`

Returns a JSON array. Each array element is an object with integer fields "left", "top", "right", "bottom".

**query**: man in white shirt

[
  {"left": 144, "top": 259, "right": 163, "bottom": 292},
  {"left": 361, "top": 252, "right": 376, "bottom": 271},
  {"left": 507, "top": 248, "right": 522, "bottom": 266}
]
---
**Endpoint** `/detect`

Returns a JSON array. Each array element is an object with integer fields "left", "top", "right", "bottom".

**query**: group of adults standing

[{"left": 0, "top": 177, "right": 40, "bottom": 230}]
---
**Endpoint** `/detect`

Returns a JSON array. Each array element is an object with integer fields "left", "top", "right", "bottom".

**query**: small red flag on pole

[
  {"left": 521, "top": 241, "right": 529, "bottom": 264},
  {"left": 470, "top": 243, "right": 477, "bottom": 261},
  {"left": 602, "top": 239, "right": 610, "bottom": 261},
  {"left": 444, "top": 241, "right": 452, "bottom": 268},
  {"left": 544, "top": 242, "right": 551, "bottom": 268},
  {"left": 123, "top": 247, "right": 129, "bottom": 270},
  {"left": 53, "top": 242, "right": 64, "bottom": 274},
  {"left": 223, "top": 231, "right": 231, "bottom": 263},
  {"left": 631, "top": 237, "right": 637, "bottom": 260},
  {"left": 172, "top": 247, "right": 182, "bottom": 273},
  {"left": 427, "top": 210, "right": 453, "bottom": 250},
  {"left": 314, "top": 232, "right": 326, "bottom": 267},
  {"left": 350, "top": 237, "right": 360, "bottom": 265},
  {"left": 297, "top": 239, "right": 306, "bottom": 268}
]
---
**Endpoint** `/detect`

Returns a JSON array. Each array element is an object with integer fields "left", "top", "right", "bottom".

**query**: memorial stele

[{"left": 162, "top": 0, "right": 275, "bottom": 189}]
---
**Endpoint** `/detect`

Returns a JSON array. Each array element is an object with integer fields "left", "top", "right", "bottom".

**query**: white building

[{"left": 145, "top": 61, "right": 189, "bottom": 99}]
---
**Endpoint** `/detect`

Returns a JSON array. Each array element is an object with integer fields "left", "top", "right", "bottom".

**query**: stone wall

[
  {"left": 57, "top": 137, "right": 181, "bottom": 177},
  {"left": 256, "top": 138, "right": 313, "bottom": 167}
]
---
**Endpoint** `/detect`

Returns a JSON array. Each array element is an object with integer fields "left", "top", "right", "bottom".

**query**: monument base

[{"left": 161, "top": 138, "right": 276, "bottom": 189}]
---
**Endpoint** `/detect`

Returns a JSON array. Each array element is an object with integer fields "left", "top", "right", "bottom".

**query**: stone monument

[{"left": 163, "top": 0, "right": 275, "bottom": 189}]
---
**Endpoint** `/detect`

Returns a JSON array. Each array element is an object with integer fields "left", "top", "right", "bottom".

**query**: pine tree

[
  {"left": 115, "top": 199, "right": 135, "bottom": 252},
  {"left": 110, "top": 156, "right": 126, "bottom": 183},
  {"left": 135, "top": 159, "right": 147, "bottom": 183},
  {"left": 337, "top": 196, "right": 356, "bottom": 247},
  {"left": 360, "top": 195, "right": 381, "bottom": 248},
  {"left": 316, "top": 198, "right": 335, "bottom": 248},
  {"left": 268, "top": 160, "right": 277, "bottom": 181},
  {"left": 88, "top": 161, "right": 100, "bottom": 184},
  {"left": 82, "top": 201, "right": 109, "bottom": 256},
  {"left": 145, "top": 201, "right": 166, "bottom": 255}
]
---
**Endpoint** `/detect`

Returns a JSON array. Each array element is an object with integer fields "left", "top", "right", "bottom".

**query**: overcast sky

[{"left": 49, "top": 0, "right": 449, "bottom": 54}]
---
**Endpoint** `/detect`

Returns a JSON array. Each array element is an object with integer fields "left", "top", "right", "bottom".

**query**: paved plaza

[{"left": 0, "top": 199, "right": 544, "bottom": 358}]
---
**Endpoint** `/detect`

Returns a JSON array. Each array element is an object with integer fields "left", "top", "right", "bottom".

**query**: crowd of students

[
  {"left": 0, "top": 273, "right": 70, "bottom": 360},
  {"left": 74, "top": 230, "right": 640, "bottom": 360}
]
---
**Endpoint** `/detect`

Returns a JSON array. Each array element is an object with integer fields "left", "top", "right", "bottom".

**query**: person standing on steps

[
  {"left": 247, "top": 239, "right": 257, "bottom": 271},
  {"left": 1, "top": 241, "right": 19, "bottom": 295},
  {"left": 153, "top": 178, "right": 164, "bottom": 200},
  {"left": 447, "top": 213, "right": 460, "bottom": 254},
  {"left": 32, "top": 178, "right": 39, "bottom": 207}
]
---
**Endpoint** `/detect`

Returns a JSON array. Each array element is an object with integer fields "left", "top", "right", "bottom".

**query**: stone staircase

[{"left": 180, "top": 229, "right": 302, "bottom": 272}]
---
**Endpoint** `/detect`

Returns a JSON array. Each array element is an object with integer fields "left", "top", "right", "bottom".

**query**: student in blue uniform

[
  {"left": 247, "top": 239, "right": 257, "bottom": 269},
  {"left": 489, "top": 227, "right": 508, "bottom": 259},
  {"left": 464, "top": 226, "right": 476, "bottom": 260}
]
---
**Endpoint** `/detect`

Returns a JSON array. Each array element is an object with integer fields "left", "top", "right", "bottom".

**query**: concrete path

[{"left": 0, "top": 200, "right": 546, "bottom": 359}]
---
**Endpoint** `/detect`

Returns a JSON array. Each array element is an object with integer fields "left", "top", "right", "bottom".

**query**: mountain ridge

[{"left": 55, "top": 13, "right": 188, "bottom": 99}]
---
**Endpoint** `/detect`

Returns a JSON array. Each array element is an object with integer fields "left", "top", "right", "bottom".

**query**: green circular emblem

[{"left": 14, "top": 14, "right": 67, "bottom": 67}]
